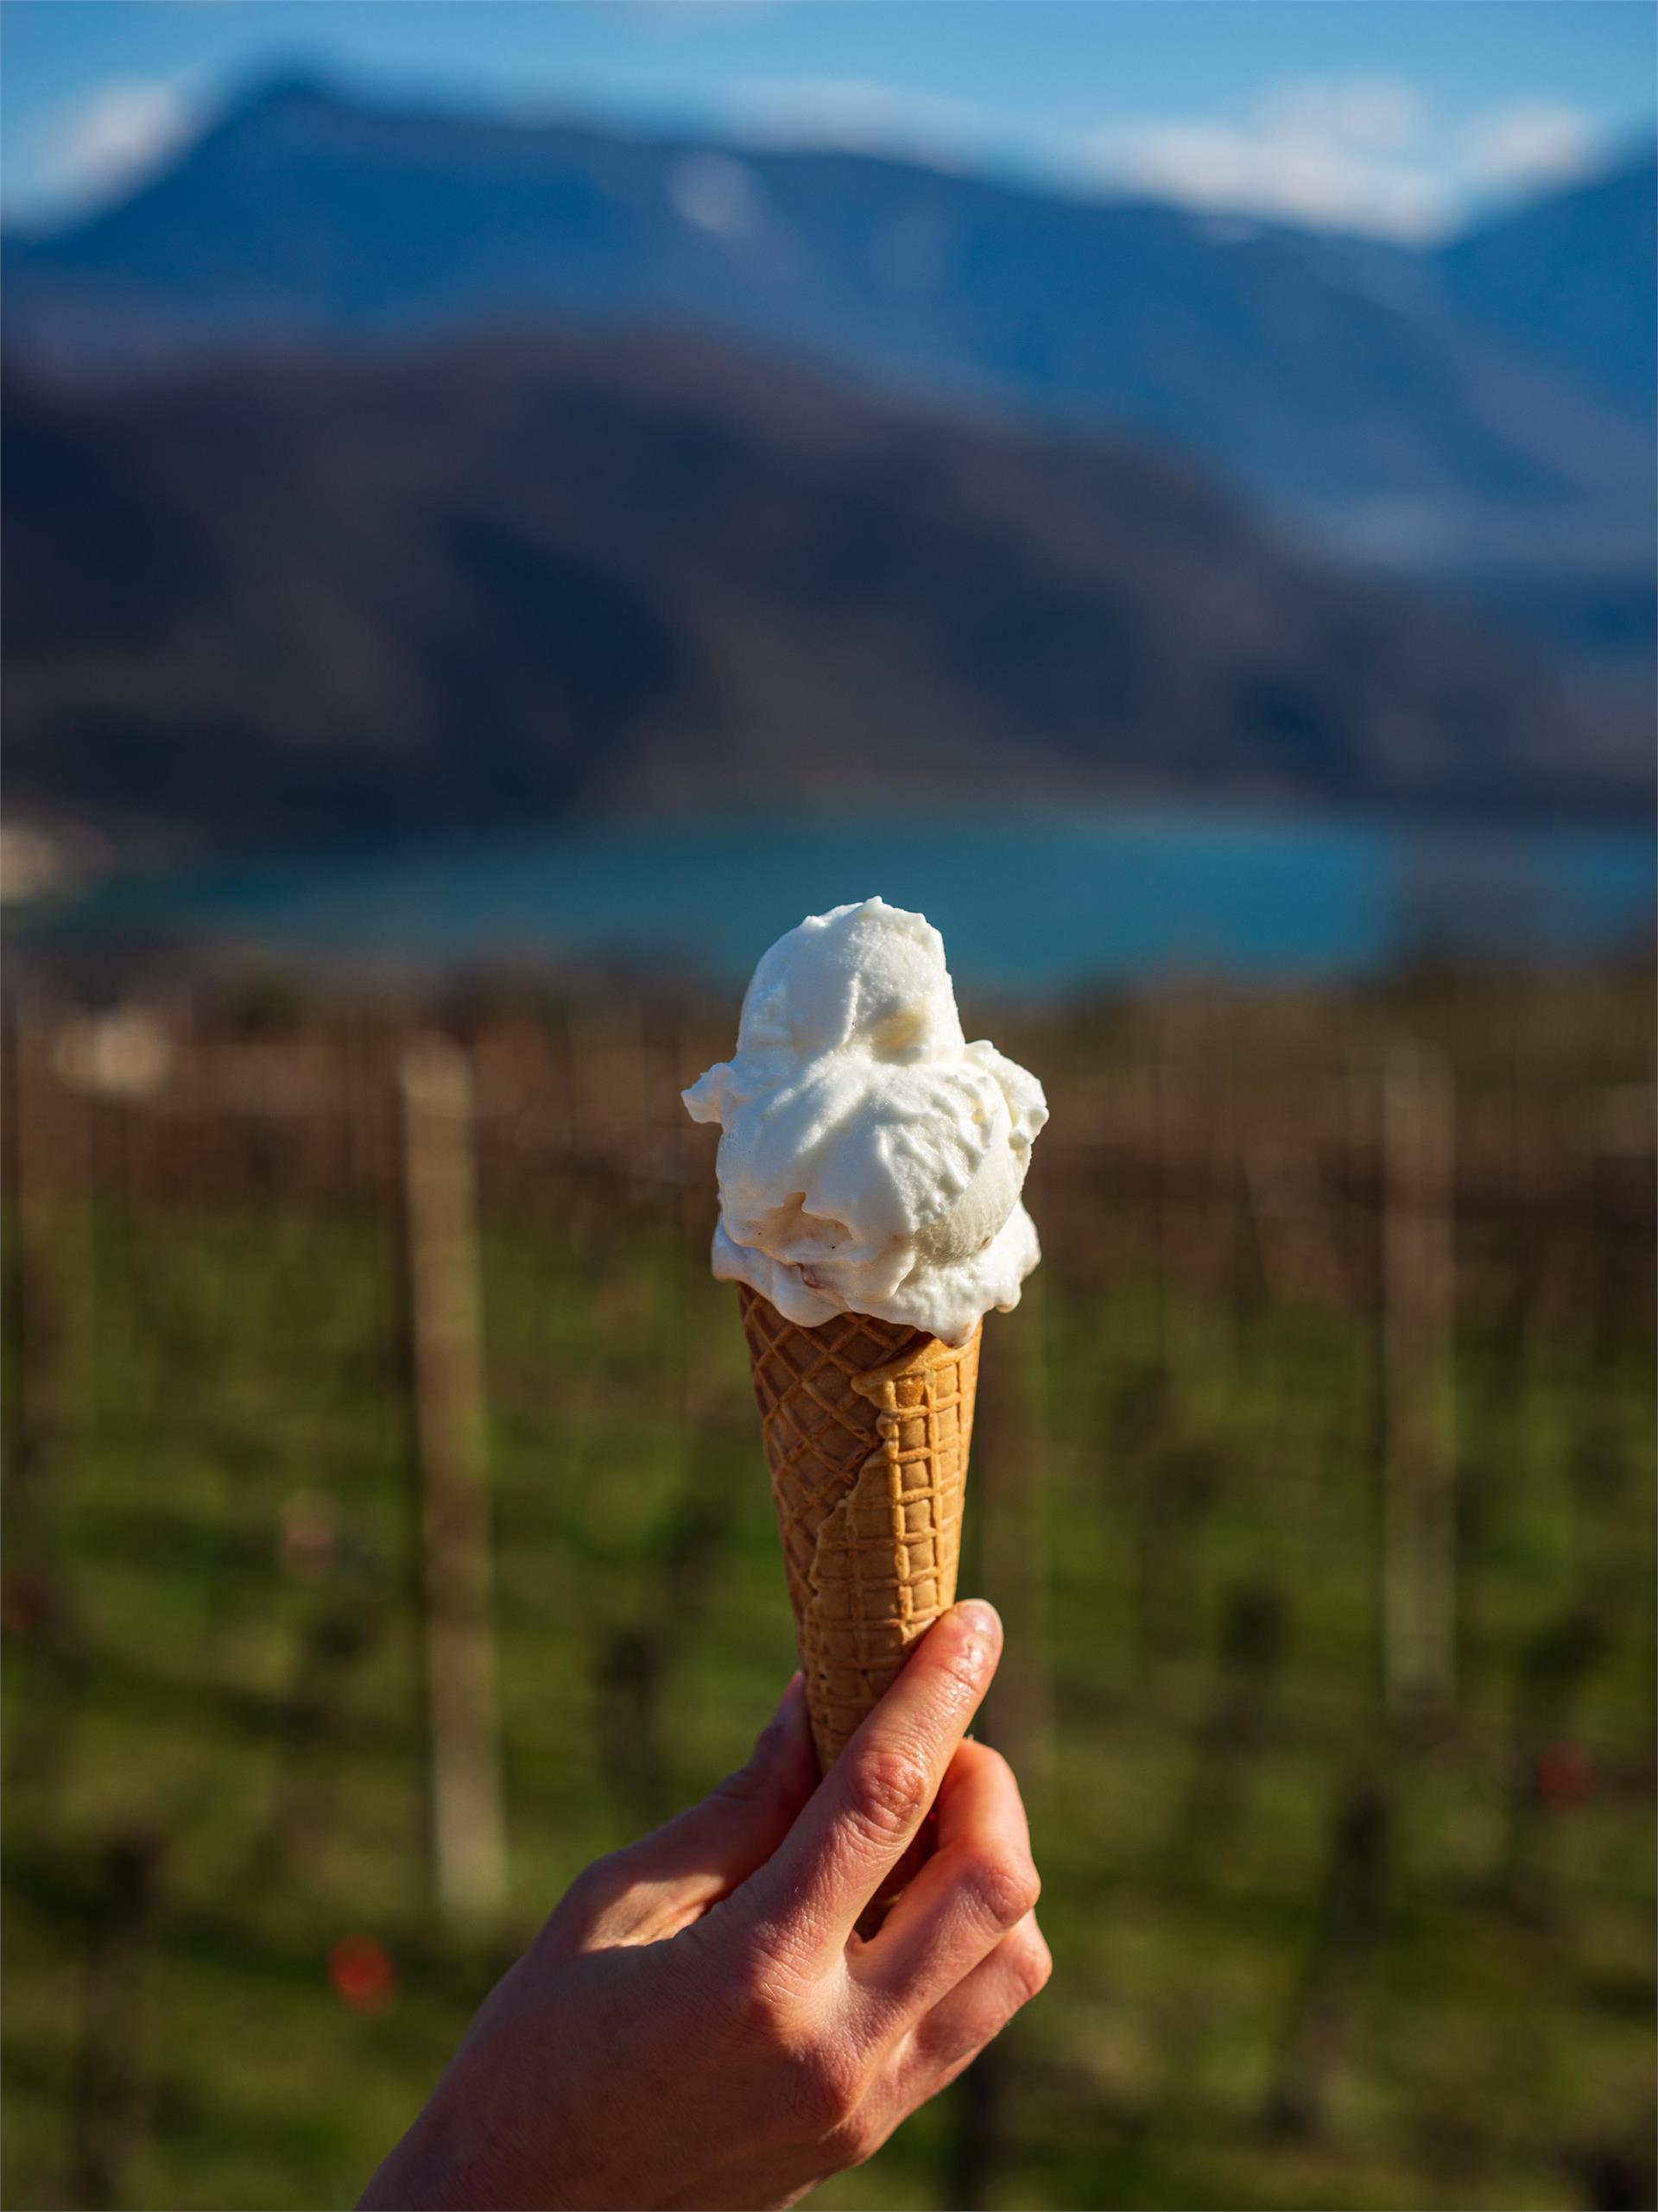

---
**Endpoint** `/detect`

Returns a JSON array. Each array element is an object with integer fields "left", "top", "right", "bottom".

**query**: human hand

[{"left": 359, "top": 1599, "right": 1047, "bottom": 2210}]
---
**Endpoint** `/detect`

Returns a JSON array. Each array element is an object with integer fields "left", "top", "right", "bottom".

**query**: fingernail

[
  {"left": 763, "top": 1673, "right": 804, "bottom": 1734},
  {"left": 952, "top": 1599, "right": 1002, "bottom": 1673},
  {"left": 747, "top": 1675, "right": 801, "bottom": 1768}
]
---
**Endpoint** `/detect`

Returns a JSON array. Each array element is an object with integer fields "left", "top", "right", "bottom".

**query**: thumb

[{"left": 553, "top": 1677, "right": 819, "bottom": 1951}]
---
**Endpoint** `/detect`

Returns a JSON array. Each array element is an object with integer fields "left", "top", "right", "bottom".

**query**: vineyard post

[
  {"left": 398, "top": 1033, "right": 509, "bottom": 1931},
  {"left": 71, "top": 1830, "right": 164, "bottom": 2209},
  {"left": 940, "top": 1192, "right": 1054, "bottom": 2209},
  {"left": 1381, "top": 1044, "right": 1457, "bottom": 1719},
  {"left": 3, "top": 999, "right": 97, "bottom": 1815},
  {"left": 3, "top": 997, "right": 92, "bottom": 1497}
]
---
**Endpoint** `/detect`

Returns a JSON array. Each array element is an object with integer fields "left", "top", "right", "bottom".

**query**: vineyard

[{"left": 3, "top": 964, "right": 1653, "bottom": 2211}]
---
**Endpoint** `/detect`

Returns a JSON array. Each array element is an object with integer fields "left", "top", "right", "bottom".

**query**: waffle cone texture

[{"left": 737, "top": 1283, "right": 980, "bottom": 1772}]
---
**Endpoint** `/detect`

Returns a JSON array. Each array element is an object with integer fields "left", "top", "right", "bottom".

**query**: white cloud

[
  {"left": 1090, "top": 75, "right": 1447, "bottom": 239},
  {"left": 1462, "top": 100, "right": 1594, "bottom": 190},
  {"left": 1086, "top": 75, "right": 1598, "bottom": 241},
  {"left": 1093, "top": 120, "right": 1446, "bottom": 237},
  {"left": 727, "top": 78, "right": 981, "bottom": 167},
  {"left": 48, "top": 79, "right": 192, "bottom": 204}
]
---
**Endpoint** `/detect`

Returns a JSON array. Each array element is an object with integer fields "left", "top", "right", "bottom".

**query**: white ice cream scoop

[{"left": 683, "top": 897, "right": 1046, "bottom": 1344}]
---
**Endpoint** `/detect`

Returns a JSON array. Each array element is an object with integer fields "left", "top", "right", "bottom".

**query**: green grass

[{"left": 3, "top": 1088, "right": 1654, "bottom": 2211}]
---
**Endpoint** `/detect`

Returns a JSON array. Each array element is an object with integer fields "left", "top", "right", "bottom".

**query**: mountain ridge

[
  {"left": 5, "top": 74, "right": 1649, "bottom": 540},
  {"left": 6, "top": 330, "right": 1647, "bottom": 852},
  {"left": 1433, "top": 145, "right": 1658, "bottom": 416}
]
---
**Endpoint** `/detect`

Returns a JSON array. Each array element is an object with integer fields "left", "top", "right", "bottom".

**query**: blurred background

[{"left": 3, "top": 3, "right": 1654, "bottom": 2208}]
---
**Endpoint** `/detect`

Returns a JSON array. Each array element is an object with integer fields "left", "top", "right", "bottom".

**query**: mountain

[
  {"left": 5, "top": 334, "right": 1645, "bottom": 849},
  {"left": 1435, "top": 149, "right": 1657, "bottom": 417},
  {"left": 4, "top": 73, "right": 1649, "bottom": 585}
]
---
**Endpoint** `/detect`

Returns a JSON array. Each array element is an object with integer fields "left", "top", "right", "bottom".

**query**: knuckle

[
  {"left": 778, "top": 2028, "right": 864, "bottom": 2136},
  {"left": 962, "top": 1846, "right": 1040, "bottom": 1932},
  {"left": 554, "top": 1850, "right": 628, "bottom": 1924},
  {"left": 975, "top": 1743, "right": 1018, "bottom": 1793},
  {"left": 1009, "top": 1924, "right": 1053, "bottom": 2003},
  {"left": 842, "top": 1747, "right": 930, "bottom": 1847},
  {"left": 825, "top": 2109, "right": 883, "bottom": 2171},
  {"left": 728, "top": 1937, "right": 807, "bottom": 2030}
]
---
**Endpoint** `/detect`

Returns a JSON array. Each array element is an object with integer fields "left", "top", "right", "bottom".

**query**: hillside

[
  {"left": 5, "top": 334, "right": 1646, "bottom": 849},
  {"left": 1434, "top": 149, "right": 1658, "bottom": 417},
  {"left": 4, "top": 75, "right": 1650, "bottom": 574}
]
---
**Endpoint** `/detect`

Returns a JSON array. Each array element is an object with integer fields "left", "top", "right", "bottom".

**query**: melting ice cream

[{"left": 683, "top": 898, "right": 1047, "bottom": 1344}]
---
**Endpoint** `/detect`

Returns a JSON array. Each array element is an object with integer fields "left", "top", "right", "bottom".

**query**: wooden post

[
  {"left": 1166, "top": 1576, "right": 1287, "bottom": 1872},
  {"left": 399, "top": 1035, "right": 508, "bottom": 1931},
  {"left": 1210, "top": 1038, "right": 1240, "bottom": 1389},
  {"left": 1264, "top": 1777, "right": 1390, "bottom": 2134},
  {"left": 593, "top": 1427, "right": 741, "bottom": 1835},
  {"left": 1500, "top": 1602, "right": 1605, "bottom": 1919},
  {"left": 3, "top": 996, "right": 41, "bottom": 1492},
  {"left": 3, "top": 1000, "right": 95, "bottom": 1817},
  {"left": 1156, "top": 997, "right": 1231, "bottom": 1403},
  {"left": 943, "top": 2035, "right": 1009, "bottom": 2212},
  {"left": 1380, "top": 1045, "right": 1457, "bottom": 1720},
  {"left": 1155, "top": 1028, "right": 1193, "bottom": 1399},
  {"left": 3, "top": 997, "right": 91, "bottom": 1498},
  {"left": 940, "top": 1226, "right": 1054, "bottom": 2209},
  {"left": 72, "top": 1830, "right": 164, "bottom": 2209},
  {"left": 975, "top": 1257, "right": 1055, "bottom": 1798},
  {"left": 242, "top": 1599, "right": 376, "bottom": 1893}
]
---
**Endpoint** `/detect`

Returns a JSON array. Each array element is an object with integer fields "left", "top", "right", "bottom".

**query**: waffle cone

[{"left": 737, "top": 1283, "right": 980, "bottom": 1772}]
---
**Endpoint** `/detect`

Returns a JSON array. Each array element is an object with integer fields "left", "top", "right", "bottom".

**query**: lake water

[{"left": 38, "top": 808, "right": 1655, "bottom": 992}]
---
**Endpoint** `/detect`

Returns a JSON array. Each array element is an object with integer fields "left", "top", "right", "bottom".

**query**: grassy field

[{"left": 3, "top": 970, "right": 1654, "bottom": 2211}]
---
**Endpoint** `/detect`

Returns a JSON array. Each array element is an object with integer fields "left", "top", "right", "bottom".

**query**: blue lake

[{"left": 41, "top": 809, "right": 1655, "bottom": 992}]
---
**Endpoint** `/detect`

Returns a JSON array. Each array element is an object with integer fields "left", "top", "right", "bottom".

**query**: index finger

[{"left": 739, "top": 1600, "right": 1003, "bottom": 1962}]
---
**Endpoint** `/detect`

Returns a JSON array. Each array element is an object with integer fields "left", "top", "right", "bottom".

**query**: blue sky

[{"left": 3, "top": 1, "right": 1653, "bottom": 239}]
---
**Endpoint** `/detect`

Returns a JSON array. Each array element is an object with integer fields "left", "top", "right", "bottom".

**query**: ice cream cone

[{"left": 737, "top": 1282, "right": 980, "bottom": 1772}]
